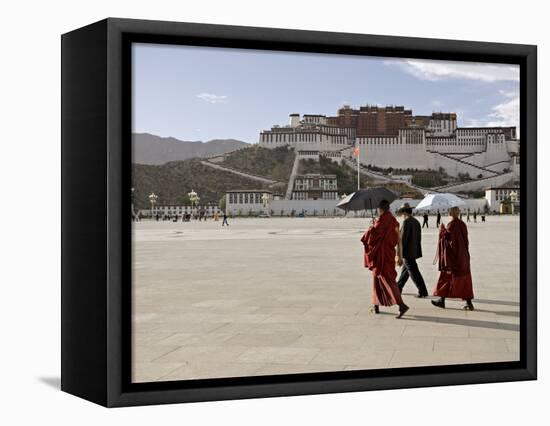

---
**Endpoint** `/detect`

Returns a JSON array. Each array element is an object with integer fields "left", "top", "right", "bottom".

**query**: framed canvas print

[{"left": 61, "top": 18, "right": 537, "bottom": 407}]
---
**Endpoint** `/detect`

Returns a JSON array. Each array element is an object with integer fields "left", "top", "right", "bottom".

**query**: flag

[{"left": 353, "top": 147, "right": 359, "bottom": 157}]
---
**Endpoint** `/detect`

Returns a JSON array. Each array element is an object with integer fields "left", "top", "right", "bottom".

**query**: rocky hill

[
  {"left": 132, "top": 145, "right": 422, "bottom": 210},
  {"left": 132, "top": 159, "right": 273, "bottom": 210},
  {"left": 132, "top": 133, "right": 248, "bottom": 165},
  {"left": 215, "top": 145, "right": 295, "bottom": 183}
]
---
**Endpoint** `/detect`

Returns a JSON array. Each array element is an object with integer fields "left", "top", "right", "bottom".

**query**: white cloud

[
  {"left": 386, "top": 59, "right": 519, "bottom": 83},
  {"left": 462, "top": 93, "right": 519, "bottom": 131},
  {"left": 196, "top": 93, "right": 228, "bottom": 104},
  {"left": 486, "top": 96, "right": 519, "bottom": 129}
]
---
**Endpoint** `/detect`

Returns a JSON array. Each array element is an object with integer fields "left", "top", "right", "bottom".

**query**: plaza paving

[{"left": 132, "top": 215, "right": 520, "bottom": 382}]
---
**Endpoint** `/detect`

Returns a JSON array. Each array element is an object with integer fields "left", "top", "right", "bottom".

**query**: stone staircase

[
  {"left": 199, "top": 160, "right": 280, "bottom": 186},
  {"left": 435, "top": 152, "right": 499, "bottom": 177},
  {"left": 285, "top": 152, "right": 301, "bottom": 199}
]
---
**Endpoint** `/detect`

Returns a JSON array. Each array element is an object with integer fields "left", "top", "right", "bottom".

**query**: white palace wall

[
  {"left": 226, "top": 198, "right": 345, "bottom": 216},
  {"left": 357, "top": 139, "right": 514, "bottom": 177},
  {"left": 358, "top": 141, "right": 429, "bottom": 170},
  {"left": 260, "top": 127, "right": 517, "bottom": 179}
]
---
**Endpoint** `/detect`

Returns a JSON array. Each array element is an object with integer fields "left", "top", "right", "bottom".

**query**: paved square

[{"left": 132, "top": 215, "right": 519, "bottom": 382}]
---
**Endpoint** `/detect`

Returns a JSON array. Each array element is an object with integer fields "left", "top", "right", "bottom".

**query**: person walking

[
  {"left": 422, "top": 212, "right": 429, "bottom": 228},
  {"left": 466, "top": 210, "right": 470, "bottom": 222},
  {"left": 397, "top": 203, "right": 429, "bottom": 298},
  {"left": 473, "top": 210, "right": 477, "bottom": 223},
  {"left": 361, "top": 200, "right": 409, "bottom": 318},
  {"left": 222, "top": 212, "right": 229, "bottom": 227},
  {"left": 431, "top": 206, "right": 475, "bottom": 310},
  {"left": 436, "top": 210, "right": 441, "bottom": 228}
]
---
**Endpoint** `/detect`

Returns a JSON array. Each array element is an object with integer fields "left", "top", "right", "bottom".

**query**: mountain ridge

[{"left": 132, "top": 132, "right": 249, "bottom": 165}]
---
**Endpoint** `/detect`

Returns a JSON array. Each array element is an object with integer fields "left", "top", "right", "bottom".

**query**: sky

[{"left": 132, "top": 43, "right": 520, "bottom": 144}]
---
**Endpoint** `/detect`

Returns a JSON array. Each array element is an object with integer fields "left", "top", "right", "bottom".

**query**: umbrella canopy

[
  {"left": 414, "top": 193, "right": 466, "bottom": 212},
  {"left": 336, "top": 187, "right": 399, "bottom": 211}
]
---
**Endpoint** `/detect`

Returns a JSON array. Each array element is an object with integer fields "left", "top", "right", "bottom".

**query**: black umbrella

[{"left": 337, "top": 187, "right": 399, "bottom": 213}]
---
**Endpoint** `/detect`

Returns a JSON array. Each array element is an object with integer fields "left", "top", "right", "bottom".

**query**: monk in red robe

[
  {"left": 431, "top": 206, "right": 475, "bottom": 310},
  {"left": 361, "top": 200, "right": 409, "bottom": 318}
]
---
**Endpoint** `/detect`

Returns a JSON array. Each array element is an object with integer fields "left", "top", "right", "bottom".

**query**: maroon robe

[
  {"left": 361, "top": 211, "right": 404, "bottom": 306},
  {"left": 433, "top": 218, "right": 474, "bottom": 300}
]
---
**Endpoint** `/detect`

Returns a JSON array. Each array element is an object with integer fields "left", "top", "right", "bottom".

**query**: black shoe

[
  {"left": 415, "top": 294, "right": 428, "bottom": 298},
  {"left": 431, "top": 298, "right": 445, "bottom": 309},
  {"left": 463, "top": 300, "right": 475, "bottom": 310},
  {"left": 396, "top": 304, "right": 409, "bottom": 319},
  {"left": 370, "top": 305, "right": 380, "bottom": 314}
]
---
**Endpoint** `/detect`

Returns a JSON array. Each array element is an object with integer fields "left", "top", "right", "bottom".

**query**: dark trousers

[
  {"left": 422, "top": 220, "right": 428, "bottom": 228},
  {"left": 397, "top": 258, "right": 428, "bottom": 296}
]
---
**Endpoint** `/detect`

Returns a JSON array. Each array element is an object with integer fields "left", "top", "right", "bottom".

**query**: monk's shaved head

[
  {"left": 449, "top": 206, "right": 460, "bottom": 218},
  {"left": 378, "top": 200, "right": 390, "bottom": 212}
]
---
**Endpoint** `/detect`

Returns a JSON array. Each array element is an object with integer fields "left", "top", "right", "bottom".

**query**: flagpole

[{"left": 356, "top": 141, "right": 360, "bottom": 191}]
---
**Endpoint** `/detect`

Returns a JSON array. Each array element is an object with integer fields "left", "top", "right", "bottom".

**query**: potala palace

[{"left": 258, "top": 105, "right": 520, "bottom": 182}]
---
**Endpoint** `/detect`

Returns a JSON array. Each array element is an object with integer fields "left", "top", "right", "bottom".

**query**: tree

[
  {"left": 218, "top": 195, "right": 226, "bottom": 211},
  {"left": 176, "top": 194, "right": 191, "bottom": 205}
]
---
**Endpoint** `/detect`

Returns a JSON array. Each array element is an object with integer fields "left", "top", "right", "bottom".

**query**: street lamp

[
  {"left": 261, "top": 192, "right": 270, "bottom": 216},
  {"left": 148, "top": 192, "right": 158, "bottom": 219},
  {"left": 131, "top": 187, "right": 135, "bottom": 220},
  {"left": 188, "top": 189, "right": 200, "bottom": 219}
]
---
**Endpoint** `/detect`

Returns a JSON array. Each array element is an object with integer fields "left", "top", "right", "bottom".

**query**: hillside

[
  {"left": 132, "top": 159, "right": 272, "bottom": 209},
  {"left": 216, "top": 145, "right": 295, "bottom": 183},
  {"left": 132, "top": 133, "right": 248, "bottom": 165},
  {"left": 132, "top": 147, "right": 422, "bottom": 209}
]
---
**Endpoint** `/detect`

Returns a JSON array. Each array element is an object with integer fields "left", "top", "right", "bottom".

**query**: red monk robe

[
  {"left": 433, "top": 218, "right": 474, "bottom": 300},
  {"left": 361, "top": 211, "right": 404, "bottom": 306}
]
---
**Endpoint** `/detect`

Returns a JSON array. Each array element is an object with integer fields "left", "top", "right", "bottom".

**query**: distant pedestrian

[
  {"left": 436, "top": 210, "right": 441, "bottom": 228},
  {"left": 222, "top": 212, "right": 229, "bottom": 227},
  {"left": 481, "top": 214, "right": 486, "bottom": 222},
  {"left": 466, "top": 210, "right": 470, "bottom": 222},
  {"left": 473, "top": 211, "right": 477, "bottom": 223},
  {"left": 422, "top": 213, "right": 429, "bottom": 228}
]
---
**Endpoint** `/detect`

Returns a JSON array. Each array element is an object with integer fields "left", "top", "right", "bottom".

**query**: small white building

[
  {"left": 226, "top": 190, "right": 273, "bottom": 216},
  {"left": 151, "top": 204, "right": 221, "bottom": 217},
  {"left": 485, "top": 186, "right": 520, "bottom": 213}
]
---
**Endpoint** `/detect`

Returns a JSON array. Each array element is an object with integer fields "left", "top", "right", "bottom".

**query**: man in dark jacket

[{"left": 397, "top": 203, "right": 429, "bottom": 297}]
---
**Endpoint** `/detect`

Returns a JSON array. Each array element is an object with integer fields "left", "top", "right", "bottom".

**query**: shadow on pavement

[
  {"left": 402, "top": 293, "right": 520, "bottom": 308},
  {"left": 406, "top": 315, "right": 519, "bottom": 332},
  {"left": 463, "top": 298, "right": 519, "bottom": 307}
]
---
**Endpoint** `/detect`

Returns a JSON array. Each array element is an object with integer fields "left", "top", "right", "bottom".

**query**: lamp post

[
  {"left": 131, "top": 187, "right": 135, "bottom": 220},
  {"left": 148, "top": 192, "right": 158, "bottom": 219},
  {"left": 188, "top": 189, "right": 200, "bottom": 219},
  {"left": 261, "top": 192, "right": 270, "bottom": 216}
]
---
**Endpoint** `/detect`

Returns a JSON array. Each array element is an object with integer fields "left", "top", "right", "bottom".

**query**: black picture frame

[{"left": 61, "top": 17, "right": 537, "bottom": 407}]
